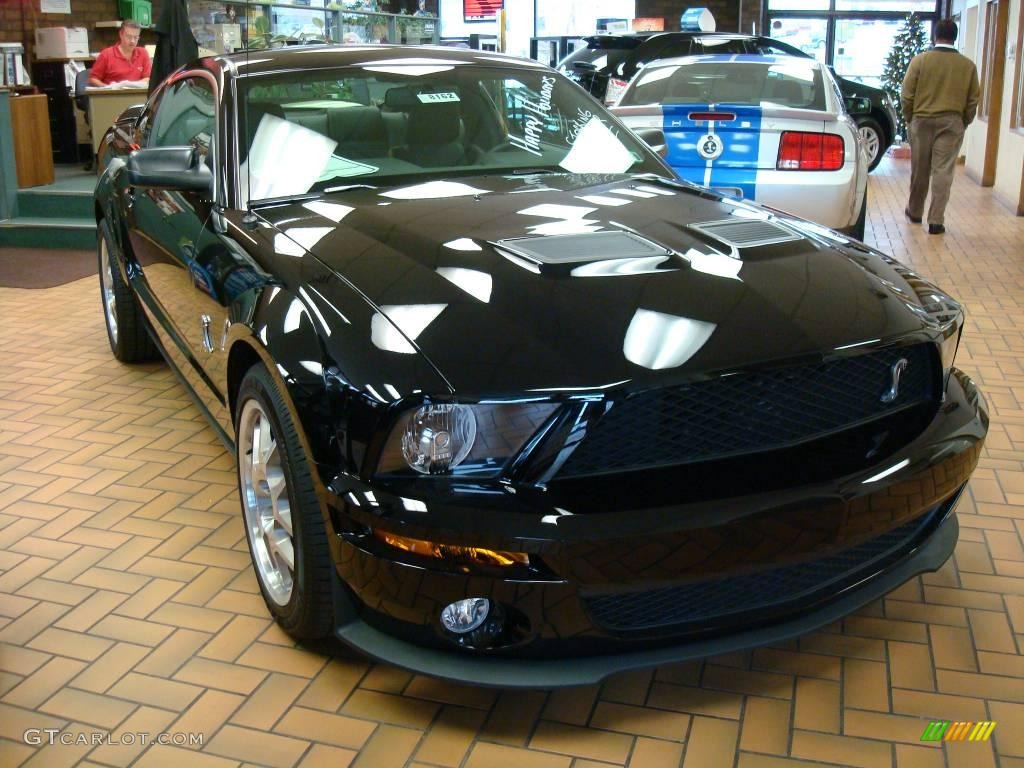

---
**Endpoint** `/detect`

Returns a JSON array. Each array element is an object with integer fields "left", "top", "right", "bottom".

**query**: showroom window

[
  {"left": 1012, "top": 5, "right": 1024, "bottom": 129},
  {"left": 979, "top": 0, "right": 999, "bottom": 120},
  {"left": 765, "top": 0, "right": 939, "bottom": 89}
]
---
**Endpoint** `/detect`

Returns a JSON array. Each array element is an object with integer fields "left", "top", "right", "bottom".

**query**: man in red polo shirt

[{"left": 88, "top": 21, "right": 151, "bottom": 85}]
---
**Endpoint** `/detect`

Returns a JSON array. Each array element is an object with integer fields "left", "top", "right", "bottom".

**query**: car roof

[
  {"left": 643, "top": 53, "right": 819, "bottom": 68},
  {"left": 206, "top": 44, "right": 548, "bottom": 79},
  {"left": 585, "top": 32, "right": 766, "bottom": 43}
]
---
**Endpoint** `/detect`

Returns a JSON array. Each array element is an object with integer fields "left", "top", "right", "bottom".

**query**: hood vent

[
  {"left": 495, "top": 230, "right": 672, "bottom": 266},
  {"left": 688, "top": 219, "right": 801, "bottom": 249}
]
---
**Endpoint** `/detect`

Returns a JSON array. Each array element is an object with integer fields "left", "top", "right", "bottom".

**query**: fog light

[{"left": 441, "top": 598, "right": 490, "bottom": 634}]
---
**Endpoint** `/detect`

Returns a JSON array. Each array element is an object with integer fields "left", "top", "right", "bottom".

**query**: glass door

[{"left": 767, "top": 17, "right": 829, "bottom": 61}]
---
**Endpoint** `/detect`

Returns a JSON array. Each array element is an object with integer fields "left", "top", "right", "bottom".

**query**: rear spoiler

[{"left": 612, "top": 104, "right": 841, "bottom": 122}]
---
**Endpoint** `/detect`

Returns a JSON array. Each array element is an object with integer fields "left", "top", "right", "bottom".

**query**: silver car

[{"left": 612, "top": 54, "right": 869, "bottom": 239}]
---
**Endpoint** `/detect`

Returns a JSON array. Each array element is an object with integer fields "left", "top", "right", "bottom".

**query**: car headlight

[
  {"left": 939, "top": 324, "right": 961, "bottom": 372},
  {"left": 895, "top": 266, "right": 964, "bottom": 376},
  {"left": 377, "top": 402, "right": 560, "bottom": 477},
  {"left": 401, "top": 404, "right": 477, "bottom": 475}
]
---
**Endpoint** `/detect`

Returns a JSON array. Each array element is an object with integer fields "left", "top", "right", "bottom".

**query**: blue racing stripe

[{"left": 661, "top": 103, "right": 763, "bottom": 201}]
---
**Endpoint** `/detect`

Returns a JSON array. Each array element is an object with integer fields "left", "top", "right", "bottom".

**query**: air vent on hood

[
  {"left": 495, "top": 230, "right": 672, "bottom": 266},
  {"left": 688, "top": 219, "right": 800, "bottom": 249}
]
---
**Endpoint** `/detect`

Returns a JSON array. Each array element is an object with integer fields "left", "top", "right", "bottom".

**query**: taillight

[
  {"left": 777, "top": 132, "right": 845, "bottom": 171},
  {"left": 604, "top": 78, "right": 629, "bottom": 105}
]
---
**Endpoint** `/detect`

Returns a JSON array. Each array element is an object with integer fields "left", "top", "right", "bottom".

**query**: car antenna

[{"left": 241, "top": 12, "right": 258, "bottom": 230}]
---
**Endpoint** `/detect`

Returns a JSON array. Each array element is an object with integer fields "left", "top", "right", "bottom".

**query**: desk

[
  {"left": 10, "top": 93, "right": 54, "bottom": 187},
  {"left": 85, "top": 87, "right": 148, "bottom": 156}
]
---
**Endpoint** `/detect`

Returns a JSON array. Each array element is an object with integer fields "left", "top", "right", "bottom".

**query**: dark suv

[{"left": 558, "top": 32, "right": 898, "bottom": 171}]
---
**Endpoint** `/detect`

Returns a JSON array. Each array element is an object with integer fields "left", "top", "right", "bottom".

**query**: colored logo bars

[{"left": 920, "top": 721, "right": 997, "bottom": 742}]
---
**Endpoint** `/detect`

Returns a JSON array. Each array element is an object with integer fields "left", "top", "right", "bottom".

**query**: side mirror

[
  {"left": 635, "top": 127, "right": 668, "bottom": 157},
  {"left": 844, "top": 96, "right": 872, "bottom": 116},
  {"left": 126, "top": 146, "right": 213, "bottom": 192}
]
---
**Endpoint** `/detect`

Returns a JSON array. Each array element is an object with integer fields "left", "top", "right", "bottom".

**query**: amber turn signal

[{"left": 374, "top": 530, "right": 529, "bottom": 568}]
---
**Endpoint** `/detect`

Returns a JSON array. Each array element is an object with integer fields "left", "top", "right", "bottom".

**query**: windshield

[
  {"left": 620, "top": 59, "right": 827, "bottom": 111},
  {"left": 238, "top": 63, "right": 665, "bottom": 204}
]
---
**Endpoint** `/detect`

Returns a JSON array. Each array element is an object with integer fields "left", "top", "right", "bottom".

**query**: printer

[{"left": 34, "top": 27, "right": 90, "bottom": 59}]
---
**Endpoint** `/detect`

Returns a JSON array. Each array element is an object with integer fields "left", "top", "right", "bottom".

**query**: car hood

[{"left": 259, "top": 173, "right": 933, "bottom": 396}]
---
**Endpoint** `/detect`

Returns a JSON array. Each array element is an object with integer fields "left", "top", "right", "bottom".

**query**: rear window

[
  {"left": 620, "top": 60, "right": 827, "bottom": 110},
  {"left": 557, "top": 35, "right": 647, "bottom": 76}
]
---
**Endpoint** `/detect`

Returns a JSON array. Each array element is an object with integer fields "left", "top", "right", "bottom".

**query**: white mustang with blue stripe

[{"left": 611, "top": 54, "right": 868, "bottom": 239}]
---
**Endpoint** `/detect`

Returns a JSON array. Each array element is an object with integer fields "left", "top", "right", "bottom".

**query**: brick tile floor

[{"left": 1, "top": 157, "right": 1023, "bottom": 768}]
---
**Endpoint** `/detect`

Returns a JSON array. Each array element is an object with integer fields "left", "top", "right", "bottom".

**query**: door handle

[{"left": 200, "top": 314, "right": 214, "bottom": 353}]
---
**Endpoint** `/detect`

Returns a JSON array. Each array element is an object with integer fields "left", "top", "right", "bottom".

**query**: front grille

[
  {"left": 557, "top": 343, "right": 935, "bottom": 478},
  {"left": 585, "top": 507, "right": 938, "bottom": 633}
]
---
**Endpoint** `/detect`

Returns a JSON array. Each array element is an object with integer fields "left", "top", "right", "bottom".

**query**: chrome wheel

[
  {"left": 859, "top": 124, "right": 882, "bottom": 168},
  {"left": 238, "top": 399, "right": 294, "bottom": 606},
  {"left": 99, "top": 237, "right": 118, "bottom": 345}
]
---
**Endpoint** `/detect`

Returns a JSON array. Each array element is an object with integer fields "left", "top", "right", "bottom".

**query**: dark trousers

[{"left": 907, "top": 113, "right": 966, "bottom": 227}]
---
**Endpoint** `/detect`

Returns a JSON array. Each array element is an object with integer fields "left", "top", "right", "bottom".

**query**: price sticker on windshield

[{"left": 417, "top": 92, "right": 460, "bottom": 103}]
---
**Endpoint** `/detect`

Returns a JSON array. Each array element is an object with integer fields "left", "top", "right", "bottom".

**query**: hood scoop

[
  {"left": 688, "top": 219, "right": 801, "bottom": 250},
  {"left": 494, "top": 230, "right": 673, "bottom": 267}
]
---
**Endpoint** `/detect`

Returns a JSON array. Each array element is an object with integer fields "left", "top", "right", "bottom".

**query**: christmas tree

[{"left": 881, "top": 13, "right": 929, "bottom": 140}]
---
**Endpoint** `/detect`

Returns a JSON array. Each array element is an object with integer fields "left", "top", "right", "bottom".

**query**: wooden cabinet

[{"left": 10, "top": 94, "right": 55, "bottom": 187}]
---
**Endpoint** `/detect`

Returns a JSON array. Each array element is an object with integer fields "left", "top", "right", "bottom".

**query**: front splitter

[{"left": 334, "top": 511, "right": 958, "bottom": 689}]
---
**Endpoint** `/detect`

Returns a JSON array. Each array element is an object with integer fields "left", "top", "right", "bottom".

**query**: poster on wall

[
  {"left": 465, "top": 0, "right": 503, "bottom": 22},
  {"left": 40, "top": 0, "right": 72, "bottom": 13}
]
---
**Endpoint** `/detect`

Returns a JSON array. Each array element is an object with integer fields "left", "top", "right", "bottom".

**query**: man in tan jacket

[{"left": 901, "top": 19, "right": 980, "bottom": 234}]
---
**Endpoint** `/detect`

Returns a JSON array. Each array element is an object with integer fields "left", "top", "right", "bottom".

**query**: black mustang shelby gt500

[{"left": 94, "top": 46, "right": 987, "bottom": 687}]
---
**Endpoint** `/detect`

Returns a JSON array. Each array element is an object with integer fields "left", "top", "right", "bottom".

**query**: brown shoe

[
  {"left": 905, "top": 208, "right": 922, "bottom": 223},
  {"left": 928, "top": 224, "right": 945, "bottom": 235}
]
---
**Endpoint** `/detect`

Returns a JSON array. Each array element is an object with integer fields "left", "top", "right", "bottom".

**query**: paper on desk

[{"left": 104, "top": 79, "right": 150, "bottom": 89}]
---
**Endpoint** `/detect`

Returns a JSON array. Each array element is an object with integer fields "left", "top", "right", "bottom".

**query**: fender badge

[{"left": 697, "top": 133, "right": 724, "bottom": 161}]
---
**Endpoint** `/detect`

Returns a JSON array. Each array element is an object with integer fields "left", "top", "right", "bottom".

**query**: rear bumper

[
  {"left": 677, "top": 165, "right": 861, "bottom": 230},
  {"left": 333, "top": 508, "right": 959, "bottom": 688},
  {"left": 754, "top": 167, "right": 861, "bottom": 229}
]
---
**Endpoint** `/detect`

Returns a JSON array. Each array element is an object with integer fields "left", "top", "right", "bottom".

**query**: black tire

[
  {"left": 856, "top": 116, "right": 886, "bottom": 172},
  {"left": 98, "top": 220, "right": 159, "bottom": 363},
  {"left": 235, "top": 363, "right": 332, "bottom": 639},
  {"left": 849, "top": 188, "right": 868, "bottom": 242}
]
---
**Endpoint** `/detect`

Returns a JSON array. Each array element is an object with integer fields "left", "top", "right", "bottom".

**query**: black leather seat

[
  {"left": 328, "top": 106, "right": 388, "bottom": 158},
  {"left": 392, "top": 101, "right": 472, "bottom": 167}
]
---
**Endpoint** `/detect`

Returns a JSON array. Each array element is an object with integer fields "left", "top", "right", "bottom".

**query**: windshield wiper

[
  {"left": 509, "top": 168, "right": 560, "bottom": 176},
  {"left": 249, "top": 193, "right": 321, "bottom": 209},
  {"left": 323, "top": 183, "right": 378, "bottom": 194}
]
